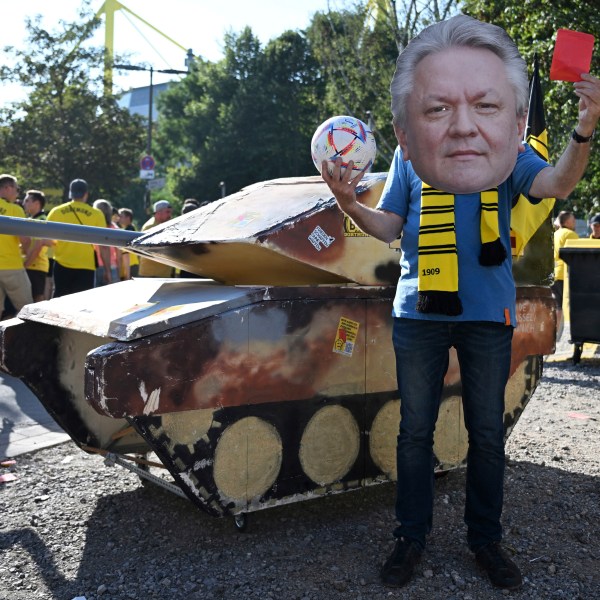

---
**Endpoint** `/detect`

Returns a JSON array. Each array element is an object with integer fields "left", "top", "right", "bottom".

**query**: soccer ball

[{"left": 311, "top": 115, "right": 377, "bottom": 178}]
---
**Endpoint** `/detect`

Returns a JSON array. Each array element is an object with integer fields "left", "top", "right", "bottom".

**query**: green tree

[
  {"left": 462, "top": 0, "right": 600, "bottom": 218},
  {"left": 155, "top": 2, "right": 461, "bottom": 201},
  {"left": 0, "top": 10, "right": 145, "bottom": 206},
  {"left": 155, "top": 28, "right": 325, "bottom": 201}
]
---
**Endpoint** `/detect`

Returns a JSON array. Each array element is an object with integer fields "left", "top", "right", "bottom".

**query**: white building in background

[{"left": 117, "top": 82, "right": 171, "bottom": 120}]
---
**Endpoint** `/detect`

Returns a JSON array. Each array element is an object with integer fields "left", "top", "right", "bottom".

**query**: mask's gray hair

[{"left": 390, "top": 14, "right": 528, "bottom": 129}]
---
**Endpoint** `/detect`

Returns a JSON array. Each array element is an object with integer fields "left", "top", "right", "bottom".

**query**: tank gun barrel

[{"left": 0, "top": 215, "right": 142, "bottom": 247}]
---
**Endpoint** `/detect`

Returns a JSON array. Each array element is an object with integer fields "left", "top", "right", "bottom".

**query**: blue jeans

[{"left": 392, "top": 317, "right": 513, "bottom": 551}]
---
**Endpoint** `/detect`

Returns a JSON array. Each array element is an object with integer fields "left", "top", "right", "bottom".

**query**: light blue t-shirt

[{"left": 377, "top": 144, "right": 549, "bottom": 326}]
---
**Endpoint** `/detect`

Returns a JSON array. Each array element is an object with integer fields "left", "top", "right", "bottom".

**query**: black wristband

[{"left": 572, "top": 129, "right": 595, "bottom": 143}]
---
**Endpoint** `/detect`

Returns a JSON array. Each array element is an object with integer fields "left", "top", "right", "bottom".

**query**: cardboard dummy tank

[{"left": 0, "top": 174, "right": 556, "bottom": 521}]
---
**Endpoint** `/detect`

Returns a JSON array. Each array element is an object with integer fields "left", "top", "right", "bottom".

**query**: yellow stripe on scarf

[
  {"left": 479, "top": 188, "right": 506, "bottom": 266},
  {"left": 416, "top": 184, "right": 503, "bottom": 316},
  {"left": 418, "top": 184, "right": 458, "bottom": 293},
  {"left": 480, "top": 188, "right": 500, "bottom": 245}
]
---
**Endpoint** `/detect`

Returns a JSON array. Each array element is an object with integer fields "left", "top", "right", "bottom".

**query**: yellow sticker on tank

[
  {"left": 333, "top": 317, "right": 360, "bottom": 357},
  {"left": 343, "top": 216, "right": 369, "bottom": 237}
]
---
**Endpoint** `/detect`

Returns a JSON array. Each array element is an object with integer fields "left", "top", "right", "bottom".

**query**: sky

[{"left": 2, "top": 0, "right": 337, "bottom": 106}]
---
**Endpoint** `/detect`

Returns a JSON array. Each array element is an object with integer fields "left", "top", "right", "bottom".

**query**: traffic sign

[
  {"left": 140, "top": 155, "right": 156, "bottom": 171},
  {"left": 140, "top": 169, "right": 155, "bottom": 180}
]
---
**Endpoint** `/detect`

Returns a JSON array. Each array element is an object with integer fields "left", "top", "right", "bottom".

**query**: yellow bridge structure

[{"left": 96, "top": 0, "right": 193, "bottom": 93}]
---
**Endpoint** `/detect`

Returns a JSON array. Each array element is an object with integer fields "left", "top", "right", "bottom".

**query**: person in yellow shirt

[
  {"left": 551, "top": 210, "right": 579, "bottom": 325},
  {"left": 589, "top": 213, "right": 600, "bottom": 239},
  {"left": 0, "top": 174, "right": 33, "bottom": 317},
  {"left": 23, "top": 190, "right": 54, "bottom": 302},
  {"left": 138, "top": 200, "right": 174, "bottom": 278},
  {"left": 47, "top": 179, "right": 111, "bottom": 297},
  {"left": 117, "top": 207, "right": 139, "bottom": 278}
]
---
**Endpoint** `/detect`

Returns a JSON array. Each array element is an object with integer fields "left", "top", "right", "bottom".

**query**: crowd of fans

[{"left": 0, "top": 173, "right": 205, "bottom": 319}]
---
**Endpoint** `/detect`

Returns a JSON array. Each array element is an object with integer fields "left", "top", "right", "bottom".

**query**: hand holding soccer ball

[{"left": 311, "top": 115, "right": 377, "bottom": 179}]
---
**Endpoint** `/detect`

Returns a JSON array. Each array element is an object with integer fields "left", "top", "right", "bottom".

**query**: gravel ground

[{"left": 1, "top": 356, "right": 599, "bottom": 600}]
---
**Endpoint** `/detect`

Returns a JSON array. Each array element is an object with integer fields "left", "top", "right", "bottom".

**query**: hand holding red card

[{"left": 550, "top": 29, "right": 595, "bottom": 82}]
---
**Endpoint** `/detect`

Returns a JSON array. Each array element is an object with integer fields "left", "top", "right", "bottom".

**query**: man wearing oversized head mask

[{"left": 322, "top": 14, "right": 600, "bottom": 591}]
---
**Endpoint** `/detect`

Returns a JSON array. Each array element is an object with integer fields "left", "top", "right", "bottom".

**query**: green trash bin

[{"left": 559, "top": 239, "right": 600, "bottom": 364}]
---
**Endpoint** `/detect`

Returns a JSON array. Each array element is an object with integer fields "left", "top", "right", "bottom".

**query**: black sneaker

[
  {"left": 380, "top": 537, "right": 423, "bottom": 587},
  {"left": 475, "top": 542, "right": 523, "bottom": 590}
]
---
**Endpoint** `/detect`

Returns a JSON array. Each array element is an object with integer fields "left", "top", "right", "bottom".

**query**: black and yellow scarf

[{"left": 416, "top": 184, "right": 507, "bottom": 316}]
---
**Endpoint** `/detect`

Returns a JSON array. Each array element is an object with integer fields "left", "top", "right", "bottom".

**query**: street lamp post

[
  {"left": 147, "top": 66, "right": 153, "bottom": 155},
  {"left": 114, "top": 63, "right": 188, "bottom": 209}
]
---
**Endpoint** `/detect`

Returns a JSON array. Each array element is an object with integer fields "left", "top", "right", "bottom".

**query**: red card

[{"left": 550, "top": 29, "right": 595, "bottom": 82}]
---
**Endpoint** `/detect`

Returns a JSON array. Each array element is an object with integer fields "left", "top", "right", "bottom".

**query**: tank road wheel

[
  {"left": 234, "top": 513, "right": 248, "bottom": 532},
  {"left": 503, "top": 355, "right": 543, "bottom": 439}
]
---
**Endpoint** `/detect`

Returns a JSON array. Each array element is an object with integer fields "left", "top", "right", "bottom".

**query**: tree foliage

[
  {"left": 462, "top": 0, "right": 600, "bottom": 218},
  {"left": 307, "top": 7, "right": 399, "bottom": 166},
  {"left": 155, "top": 28, "right": 325, "bottom": 201},
  {"left": 6, "top": 0, "right": 595, "bottom": 222},
  {"left": 0, "top": 11, "right": 145, "bottom": 206},
  {"left": 155, "top": 1, "right": 460, "bottom": 199}
]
